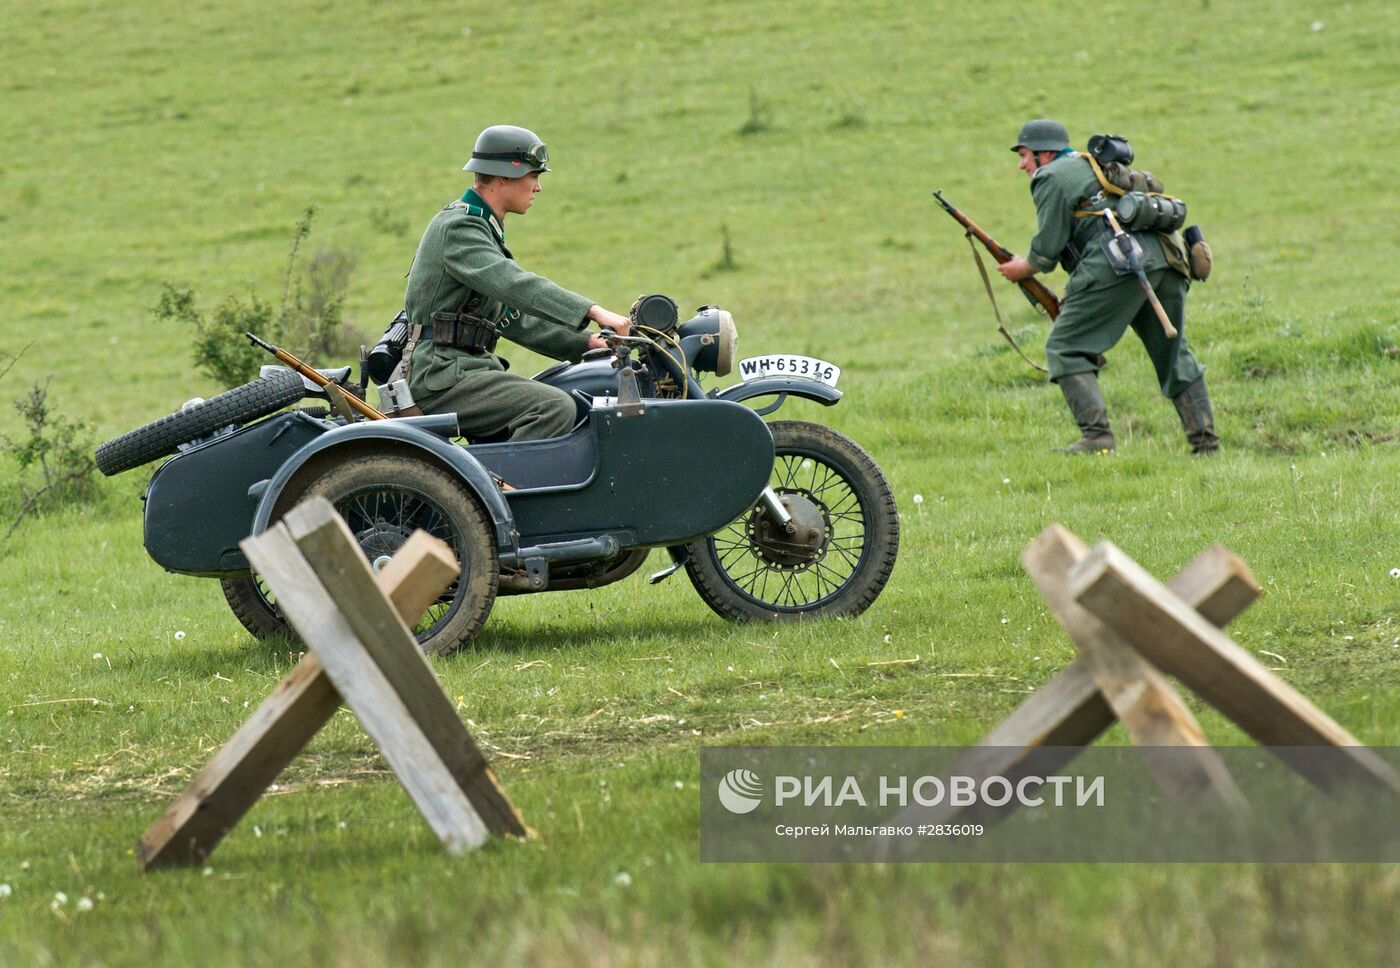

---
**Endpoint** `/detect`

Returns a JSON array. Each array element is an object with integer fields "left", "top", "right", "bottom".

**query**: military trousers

[
  {"left": 1045, "top": 267, "right": 1204, "bottom": 397},
  {"left": 419, "top": 367, "right": 579, "bottom": 441}
]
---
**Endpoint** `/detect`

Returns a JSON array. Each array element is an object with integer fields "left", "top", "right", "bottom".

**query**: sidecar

[{"left": 141, "top": 387, "right": 776, "bottom": 651}]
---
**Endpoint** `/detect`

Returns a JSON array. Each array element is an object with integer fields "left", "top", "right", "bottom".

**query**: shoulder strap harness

[{"left": 1074, "top": 152, "right": 1174, "bottom": 219}]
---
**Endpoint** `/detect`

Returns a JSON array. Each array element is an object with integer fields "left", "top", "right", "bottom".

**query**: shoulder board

[{"left": 445, "top": 200, "right": 504, "bottom": 239}]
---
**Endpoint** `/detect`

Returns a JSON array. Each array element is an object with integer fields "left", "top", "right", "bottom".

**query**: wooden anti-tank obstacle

[
  {"left": 138, "top": 496, "right": 526, "bottom": 870},
  {"left": 895, "top": 523, "right": 1399, "bottom": 832}
]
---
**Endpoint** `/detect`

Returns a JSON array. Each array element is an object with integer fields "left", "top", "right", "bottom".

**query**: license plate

[{"left": 736, "top": 354, "right": 841, "bottom": 388}]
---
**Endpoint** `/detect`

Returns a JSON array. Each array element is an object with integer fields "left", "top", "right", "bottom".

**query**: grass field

[{"left": 3, "top": 0, "right": 1400, "bottom": 964}]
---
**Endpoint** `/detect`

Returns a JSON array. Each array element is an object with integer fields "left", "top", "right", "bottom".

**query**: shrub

[
  {"left": 152, "top": 206, "right": 361, "bottom": 388},
  {"left": 3, "top": 378, "right": 99, "bottom": 541}
]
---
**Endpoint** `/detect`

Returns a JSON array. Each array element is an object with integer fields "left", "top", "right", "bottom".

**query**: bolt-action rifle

[
  {"left": 932, "top": 191, "right": 1053, "bottom": 373},
  {"left": 245, "top": 332, "right": 388, "bottom": 421},
  {"left": 933, "top": 191, "right": 1062, "bottom": 319}
]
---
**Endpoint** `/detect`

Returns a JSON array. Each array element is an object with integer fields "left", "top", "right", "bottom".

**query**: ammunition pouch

[
  {"left": 1058, "top": 240, "right": 1082, "bottom": 274},
  {"left": 429, "top": 311, "right": 500, "bottom": 354},
  {"left": 365, "top": 302, "right": 503, "bottom": 387}
]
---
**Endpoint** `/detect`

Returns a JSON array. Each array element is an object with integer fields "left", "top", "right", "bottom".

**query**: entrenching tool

[{"left": 1100, "top": 210, "right": 1177, "bottom": 339}]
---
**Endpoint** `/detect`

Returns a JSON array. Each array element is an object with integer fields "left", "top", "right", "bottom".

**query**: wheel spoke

[
  {"left": 345, "top": 493, "right": 369, "bottom": 529},
  {"left": 696, "top": 429, "right": 894, "bottom": 615},
  {"left": 830, "top": 545, "right": 861, "bottom": 571},
  {"left": 734, "top": 561, "right": 768, "bottom": 586},
  {"left": 392, "top": 494, "right": 415, "bottom": 532},
  {"left": 328, "top": 482, "right": 479, "bottom": 640},
  {"left": 808, "top": 466, "right": 840, "bottom": 500},
  {"left": 826, "top": 491, "right": 862, "bottom": 516},
  {"left": 814, "top": 560, "right": 852, "bottom": 591},
  {"left": 713, "top": 534, "right": 751, "bottom": 553},
  {"left": 713, "top": 542, "right": 751, "bottom": 560},
  {"left": 717, "top": 543, "right": 757, "bottom": 568},
  {"left": 774, "top": 457, "right": 803, "bottom": 491},
  {"left": 787, "top": 574, "right": 805, "bottom": 608}
]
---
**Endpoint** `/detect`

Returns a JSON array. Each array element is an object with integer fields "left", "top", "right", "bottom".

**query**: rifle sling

[{"left": 964, "top": 232, "right": 1050, "bottom": 374}]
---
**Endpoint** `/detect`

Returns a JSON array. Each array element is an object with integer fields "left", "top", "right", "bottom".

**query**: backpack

[{"left": 1076, "top": 134, "right": 1211, "bottom": 281}]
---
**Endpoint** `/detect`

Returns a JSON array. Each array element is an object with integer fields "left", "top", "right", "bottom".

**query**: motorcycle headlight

[
  {"left": 712, "top": 310, "right": 737, "bottom": 376},
  {"left": 677, "top": 307, "right": 739, "bottom": 376}
]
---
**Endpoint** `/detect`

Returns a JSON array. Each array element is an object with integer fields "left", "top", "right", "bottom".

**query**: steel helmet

[
  {"left": 464, "top": 125, "right": 550, "bottom": 178},
  {"left": 1011, "top": 119, "right": 1071, "bottom": 153}
]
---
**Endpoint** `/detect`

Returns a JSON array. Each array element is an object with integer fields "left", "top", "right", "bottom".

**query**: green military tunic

[
  {"left": 404, "top": 188, "right": 595, "bottom": 440},
  {"left": 1025, "top": 153, "right": 1203, "bottom": 397}
]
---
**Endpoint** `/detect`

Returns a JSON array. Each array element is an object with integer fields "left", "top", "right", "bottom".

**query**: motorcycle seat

[
  {"left": 294, "top": 367, "right": 355, "bottom": 400},
  {"left": 316, "top": 366, "right": 353, "bottom": 384}
]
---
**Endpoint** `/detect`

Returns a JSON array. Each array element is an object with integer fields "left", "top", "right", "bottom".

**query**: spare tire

[{"left": 95, "top": 369, "right": 305, "bottom": 476}]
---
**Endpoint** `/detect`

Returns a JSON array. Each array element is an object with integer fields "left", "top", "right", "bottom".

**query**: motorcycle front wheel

[
  {"left": 221, "top": 454, "right": 498, "bottom": 654},
  {"left": 683, "top": 420, "right": 899, "bottom": 621}
]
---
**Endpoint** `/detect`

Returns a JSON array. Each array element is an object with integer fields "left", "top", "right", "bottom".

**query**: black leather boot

[
  {"left": 1056, "top": 372, "right": 1116, "bottom": 454},
  {"left": 1172, "top": 377, "right": 1220, "bottom": 455}
]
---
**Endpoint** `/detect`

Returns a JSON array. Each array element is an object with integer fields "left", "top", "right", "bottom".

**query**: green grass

[{"left": 4, "top": 0, "right": 1400, "bottom": 963}]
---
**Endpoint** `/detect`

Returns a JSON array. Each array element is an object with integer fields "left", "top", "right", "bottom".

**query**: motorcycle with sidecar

[{"left": 97, "top": 297, "right": 900, "bottom": 653}]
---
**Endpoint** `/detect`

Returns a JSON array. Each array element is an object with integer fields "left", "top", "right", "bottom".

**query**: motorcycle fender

[
  {"left": 713, "top": 377, "right": 843, "bottom": 409},
  {"left": 249, "top": 418, "right": 516, "bottom": 548},
  {"left": 143, "top": 411, "right": 327, "bottom": 577}
]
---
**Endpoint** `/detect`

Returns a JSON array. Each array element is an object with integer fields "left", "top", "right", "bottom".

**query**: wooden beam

[
  {"left": 138, "top": 524, "right": 467, "bottom": 870},
  {"left": 137, "top": 654, "right": 340, "bottom": 870},
  {"left": 376, "top": 529, "right": 463, "bottom": 625},
  {"left": 282, "top": 501, "right": 525, "bottom": 839},
  {"left": 981, "top": 660, "right": 1114, "bottom": 749},
  {"left": 1023, "top": 525, "right": 1249, "bottom": 807},
  {"left": 977, "top": 541, "right": 1263, "bottom": 754},
  {"left": 239, "top": 520, "right": 489, "bottom": 851},
  {"left": 878, "top": 528, "right": 1263, "bottom": 852},
  {"left": 1164, "top": 544, "right": 1262, "bottom": 629},
  {"left": 1070, "top": 540, "right": 1400, "bottom": 792}
]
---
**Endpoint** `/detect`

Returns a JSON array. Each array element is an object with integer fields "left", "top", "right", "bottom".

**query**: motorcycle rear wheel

[
  {"left": 683, "top": 420, "right": 899, "bottom": 621},
  {"left": 221, "top": 454, "right": 498, "bottom": 654}
]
